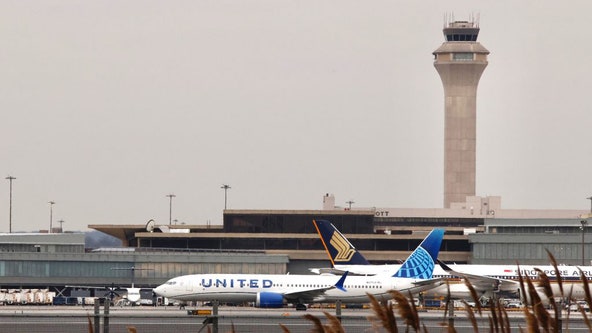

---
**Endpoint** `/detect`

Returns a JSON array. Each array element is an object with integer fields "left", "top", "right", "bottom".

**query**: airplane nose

[{"left": 153, "top": 285, "right": 165, "bottom": 296}]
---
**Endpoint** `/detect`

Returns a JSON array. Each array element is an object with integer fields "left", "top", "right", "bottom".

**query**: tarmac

[{"left": 0, "top": 305, "right": 590, "bottom": 333}]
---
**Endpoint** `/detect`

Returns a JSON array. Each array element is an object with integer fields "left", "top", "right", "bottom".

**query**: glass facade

[
  {"left": 223, "top": 213, "right": 374, "bottom": 234},
  {"left": 134, "top": 212, "right": 472, "bottom": 257},
  {"left": 470, "top": 224, "right": 590, "bottom": 265},
  {"left": 0, "top": 256, "right": 287, "bottom": 288}
]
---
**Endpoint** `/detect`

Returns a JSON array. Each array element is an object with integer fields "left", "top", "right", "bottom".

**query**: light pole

[
  {"left": 58, "top": 219, "right": 65, "bottom": 233},
  {"left": 346, "top": 200, "right": 354, "bottom": 210},
  {"left": 166, "top": 194, "right": 175, "bottom": 225},
  {"left": 581, "top": 220, "right": 588, "bottom": 266},
  {"left": 221, "top": 184, "right": 231, "bottom": 210},
  {"left": 5, "top": 176, "right": 15, "bottom": 233},
  {"left": 48, "top": 201, "right": 55, "bottom": 233}
]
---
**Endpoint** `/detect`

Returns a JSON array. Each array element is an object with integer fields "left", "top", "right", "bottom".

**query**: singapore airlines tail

[{"left": 313, "top": 219, "right": 370, "bottom": 267}]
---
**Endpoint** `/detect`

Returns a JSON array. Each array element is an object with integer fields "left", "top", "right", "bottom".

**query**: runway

[{"left": 0, "top": 305, "right": 590, "bottom": 333}]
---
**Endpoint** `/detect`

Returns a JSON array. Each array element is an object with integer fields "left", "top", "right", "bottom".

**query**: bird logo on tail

[{"left": 330, "top": 232, "right": 356, "bottom": 262}]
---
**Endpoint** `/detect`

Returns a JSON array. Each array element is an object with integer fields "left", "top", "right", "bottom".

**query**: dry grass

[
  {"left": 87, "top": 315, "right": 93, "bottom": 333},
  {"left": 302, "top": 312, "right": 345, "bottom": 333}
]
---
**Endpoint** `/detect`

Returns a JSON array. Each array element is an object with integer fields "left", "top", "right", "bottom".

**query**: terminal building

[{"left": 0, "top": 193, "right": 589, "bottom": 301}]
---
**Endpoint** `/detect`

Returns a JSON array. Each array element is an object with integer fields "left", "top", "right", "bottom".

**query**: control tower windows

[
  {"left": 446, "top": 34, "right": 478, "bottom": 42},
  {"left": 453, "top": 53, "right": 474, "bottom": 61}
]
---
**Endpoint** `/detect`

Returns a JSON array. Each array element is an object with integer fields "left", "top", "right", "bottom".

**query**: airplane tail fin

[
  {"left": 313, "top": 219, "right": 370, "bottom": 266},
  {"left": 392, "top": 229, "right": 444, "bottom": 279}
]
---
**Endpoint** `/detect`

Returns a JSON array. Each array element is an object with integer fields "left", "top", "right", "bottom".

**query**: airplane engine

[
  {"left": 518, "top": 287, "right": 552, "bottom": 306},
  {"left": 255, "top": 292, "right": 284, "bottom": 308}
]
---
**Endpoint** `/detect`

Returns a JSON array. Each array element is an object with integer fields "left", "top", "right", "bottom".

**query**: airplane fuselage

[
  {"left": 329, "top": 263, "right": 592, "bottom": 300},
  {"left": 154, "top": 273, "right": 440, "bottom": 305},
  {"left": 126, "top": 287, "right": 142, "bottom": 303}
]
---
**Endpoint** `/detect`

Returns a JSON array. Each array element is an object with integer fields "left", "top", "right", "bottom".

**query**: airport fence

[{"left": 0, "top": 307, "right": 380, "bottom": 333}]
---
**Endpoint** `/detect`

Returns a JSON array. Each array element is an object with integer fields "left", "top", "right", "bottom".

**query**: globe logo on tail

[{"left": 393, "top": 247, "right": 435, "bottom": 279}]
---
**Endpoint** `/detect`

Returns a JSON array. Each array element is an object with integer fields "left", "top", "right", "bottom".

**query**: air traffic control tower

[{"left": 433, "top": 20, "right": 489, "bottom": 208}]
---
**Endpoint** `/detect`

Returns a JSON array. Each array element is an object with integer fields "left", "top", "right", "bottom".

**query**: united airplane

[
  {"left": 311, "top": 219, "right": 592, "bottom": 302},
  {"left": 153, "top": 228, "right": 445, "bottom": 309}
]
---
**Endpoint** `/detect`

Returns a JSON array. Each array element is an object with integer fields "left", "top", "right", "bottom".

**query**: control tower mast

[{"left": 433, "top": 19, "right": 489, "bottom": 208}]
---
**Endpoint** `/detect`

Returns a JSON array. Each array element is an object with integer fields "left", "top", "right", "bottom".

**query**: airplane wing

[
  {"left": 410, "top": 277, "right": 447, "bottom": 288},
  {"left": 308, "top": 268, "right": 335, "bottom": 275},
  {"left": 66, "top": 284, "right": 152, "bottom": 291},
  {"left": 66, "top": 284, "right": 121, "bottom": 290},
  {"left": 437, "top": 260, "right": 518, "bottom": 293},
  {"left": 283, "top": 271, "right": 348, "bottom": 302},
  {"left": 308, "top": 267, "right": 378, "bottom": 276}
]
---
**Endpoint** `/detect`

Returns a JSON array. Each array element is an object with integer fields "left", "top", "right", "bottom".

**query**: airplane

[
  {"left": 310, "top": 219, "right": 592, "bottom": 303},
  {"left": 66, "top": 283, "right": 142, "bottom": 304},
  {"left": 67, "top": 266, "right": 151, "bottom": 305},
  {"left": 153, "top": 227, "right": 446, "bottom": 309}
]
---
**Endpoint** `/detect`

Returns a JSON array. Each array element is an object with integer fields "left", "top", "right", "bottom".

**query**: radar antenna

[{"left": 145, "top": 219, "right": 155, "bottom": 232}]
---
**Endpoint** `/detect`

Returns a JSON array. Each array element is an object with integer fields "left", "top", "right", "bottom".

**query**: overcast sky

[{"left": 1, "top": 1, "right": 591, "bottom": 232}]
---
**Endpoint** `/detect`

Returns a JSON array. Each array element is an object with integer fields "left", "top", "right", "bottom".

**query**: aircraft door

[{"left": 185, "top": 280, "right": 193, "bottom": 293}]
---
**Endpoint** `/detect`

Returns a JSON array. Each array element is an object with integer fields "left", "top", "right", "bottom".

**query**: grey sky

[{"left": 2, "top": 1, "right": 592, "bottom": 232}]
